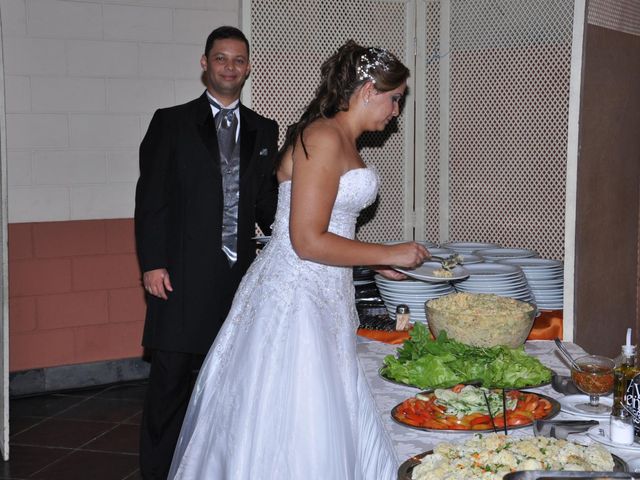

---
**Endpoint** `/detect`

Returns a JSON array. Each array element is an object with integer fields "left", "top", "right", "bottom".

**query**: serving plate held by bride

[
  {"left": 393, "top": 261, "right": 469, "bottom": 282},
  {"left": 398, "top": 450, "right": 628, "bottom": 480}
]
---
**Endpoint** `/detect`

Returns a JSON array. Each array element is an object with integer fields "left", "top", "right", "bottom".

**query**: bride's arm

[{"left": 288, "top": 128, "right": 427, "bottom": 269}]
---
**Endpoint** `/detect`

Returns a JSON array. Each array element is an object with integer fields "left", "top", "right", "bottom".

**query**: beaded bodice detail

[{"left": 269, "top": 167, "right": 379, "bottom": 263}]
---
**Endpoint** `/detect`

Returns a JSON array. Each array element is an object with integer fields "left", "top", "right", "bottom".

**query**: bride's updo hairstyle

[{"left": 281, "top": 40, "right": 409, "bottom": 159}]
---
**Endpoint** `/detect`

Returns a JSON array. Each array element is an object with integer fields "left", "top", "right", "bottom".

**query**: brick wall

[
  {"left": 8, "top": 219, "right": 145, "bottom": 371},
  {"left": 2, "top": 0, "right": 239, "bottom": 223}
]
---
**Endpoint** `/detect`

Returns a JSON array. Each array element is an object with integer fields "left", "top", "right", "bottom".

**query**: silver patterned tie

[{"left": 209, "top": 98, "right": 240, "bottom": 266}]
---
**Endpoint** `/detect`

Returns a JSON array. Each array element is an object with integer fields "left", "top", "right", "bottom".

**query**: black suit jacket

[{"left": 135, "top": 92, "right": 279, "bottom": 354}]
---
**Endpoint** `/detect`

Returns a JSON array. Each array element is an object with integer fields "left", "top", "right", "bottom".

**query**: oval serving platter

[
  {"left": 390, "top": 390, "right": 560, "bottom": 433},
  {"left": 398, "top": 451, "right": 627, "bottom": 480}
]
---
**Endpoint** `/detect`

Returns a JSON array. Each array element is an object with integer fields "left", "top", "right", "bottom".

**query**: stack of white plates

[
  {"left": 440, "top": 241, "right": 500, "bottom": 255},
  {"left": 497, "top": 258, "right": 564, "bottom": 310},
  {"left": 452, "top": 263, "right": 535, "bottom": 305},
  {"left": 473, "top": 247, "right": 538, "bottom": 262},
  {"left": 374, "top": 274, "right": 454, "bottom": 324}
]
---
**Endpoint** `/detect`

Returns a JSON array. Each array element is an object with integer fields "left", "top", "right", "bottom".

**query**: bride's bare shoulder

[{"left": 303, "top": 119, "right": 343, "bottom": 144}]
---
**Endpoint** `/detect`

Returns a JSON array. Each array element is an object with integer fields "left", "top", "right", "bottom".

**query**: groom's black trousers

[{"left": 140, "top": 350, "right": 204, "bottom": 479}]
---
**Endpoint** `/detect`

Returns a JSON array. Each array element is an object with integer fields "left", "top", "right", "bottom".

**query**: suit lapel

[
  {"left": 239, "top": 104, "right": 257, "bottom": 179},
  {"left": 196, "top": 92, "right": 220, "bottom": 170}
]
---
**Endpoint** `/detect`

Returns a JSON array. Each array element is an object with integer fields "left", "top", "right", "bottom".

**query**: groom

[{"left": 135, "top": 26, "right": 279, "bottom": 479}]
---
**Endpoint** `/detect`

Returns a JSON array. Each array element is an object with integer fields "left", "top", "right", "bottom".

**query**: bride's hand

[
  {"left": 374, "top": 267, "right": 407, "bottom": 280},
  {"left": 386, "top": 242, "right": 429, "bottom": 269}
]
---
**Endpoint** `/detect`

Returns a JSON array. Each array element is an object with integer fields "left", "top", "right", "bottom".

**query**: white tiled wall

[{"left": 1, "top": 0, "right": 240, "bottom": 222}]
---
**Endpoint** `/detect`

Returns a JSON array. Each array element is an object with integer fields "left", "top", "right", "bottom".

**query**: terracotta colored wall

[{"left": 8, "top": 218, "right": 145, "bottom": 371}]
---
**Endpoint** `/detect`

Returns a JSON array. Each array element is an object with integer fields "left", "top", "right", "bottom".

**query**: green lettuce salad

[{"left": 381, "top": 323, "right": 552, "bottom": 389}]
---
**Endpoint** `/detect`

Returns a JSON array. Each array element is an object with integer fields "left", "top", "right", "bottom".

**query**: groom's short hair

[{"left": 205, "top": 26, "right": 250, "bottom": 57}]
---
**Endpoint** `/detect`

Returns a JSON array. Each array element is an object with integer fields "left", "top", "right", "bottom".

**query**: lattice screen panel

[
  {"left": 249, "top": 0, "right": 411, "bottom": 243},
  {"left": 421, "top": 0, "right": 574, "bottom": 260},
  {"left": 587, "top": 0, "right": 640, "bottom": 36},
  {"left": 422, "top": 0, "right": 441, "bottom": 244}
]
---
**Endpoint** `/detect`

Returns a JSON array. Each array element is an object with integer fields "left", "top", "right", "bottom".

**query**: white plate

[
  {"left": 458, "top": 279, "right": 530, "bottom": 287},
  {"left": 441, "top": 241, "right": 500, "bottom": 251},
  {"left": 529, "top": 284, "right": 564, "bottom": 291},
  {"left": 425, "top": 247, "right": 454, "bottom": 256},
  {"left": 451, "top": 253, "right": 484, "bottom": 265},
  {"left": 376, "top": 283, "right": 450, "bottom": 293},
  {"left": 497, "top": 258, "right": 563, "bottom": 268},
  {"left": 460, "top": 263, "right": 523, "bottom": 276},
  {"left": 456, "top": 288, "right": 532, "bottom": 297},
  {"left": 378, "top": 289, "right": 449, "bottom": 298},
  {"left": 384, "top": 240, "right": 438, "bottom": 249},
  {"left": 587, "top": 425, "right": 640, "bottom": 451},
  {"left": 475, "top": 247, "right": 538, "bottom": 259},
  {"left": 559, "top": 394, "right": 613, "bottom": 419},
  {"left": 393, "top": 262, "right": 469, "bottom": 282}
]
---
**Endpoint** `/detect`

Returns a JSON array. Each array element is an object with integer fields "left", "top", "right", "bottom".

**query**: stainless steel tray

[{"left": 398, "top": 452, "right": 628, "bottom": 480}]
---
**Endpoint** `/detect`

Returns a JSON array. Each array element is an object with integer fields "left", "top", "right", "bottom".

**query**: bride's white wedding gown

[{"left": 168, "top": 167, "right": 396, "bottom": 479}]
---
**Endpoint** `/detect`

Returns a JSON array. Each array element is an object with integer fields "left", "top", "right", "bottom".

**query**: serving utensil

[
  {"left": 482, "top": 390, "right": 498, "bottom": 434},
  {"left": 551, "top": 373, "right": 581, "bottom": 395},
  {"left": 502, "top": 388, "right": 509, "bottom": 435},
  {"left": 533, "top": 419, "right": 598, "bottom": 440},
  {"left": 429, "top": 253, "right": 462, "bottom": 271},
  {"left": 554, "top": 337, "right": 582, "bottom": 371}
]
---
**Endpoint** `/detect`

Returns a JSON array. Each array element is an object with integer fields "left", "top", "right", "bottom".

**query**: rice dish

[
  {"left": 426, "top": 293, "right": 535, "bottom": 348},
  {"left": 411, "top": 434, "right": 614, "bottom": 480}
]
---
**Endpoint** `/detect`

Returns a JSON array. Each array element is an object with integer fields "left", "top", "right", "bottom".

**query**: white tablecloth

[{"left": 356, "top": 338, "right": 640, "bottom": 472}]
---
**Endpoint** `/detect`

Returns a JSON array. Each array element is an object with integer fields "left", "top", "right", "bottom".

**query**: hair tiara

[{"left": 355, "top": 47, "right": 393, "bottom": 84}]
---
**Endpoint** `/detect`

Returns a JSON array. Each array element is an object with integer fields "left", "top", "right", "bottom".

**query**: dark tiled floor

[{"left": 5, "top": 381, "right": 146, "bottom": 479}]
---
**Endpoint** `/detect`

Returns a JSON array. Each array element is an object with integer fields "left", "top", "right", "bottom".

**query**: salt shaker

[
  {"left": 610, "top": 409, "right": 635, "bottom": 445},
  {"left": 395, "top": 304, "right": 410, "bottom": 331}
]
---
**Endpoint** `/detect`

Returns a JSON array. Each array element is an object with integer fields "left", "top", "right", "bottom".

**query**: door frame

[{"left": 0, "top": 3, "right": 10, "bottom": 461}]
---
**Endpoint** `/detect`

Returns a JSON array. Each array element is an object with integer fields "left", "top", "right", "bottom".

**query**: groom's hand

[{"left": 143, "top": 268, "right": 173, "bottom": 300}]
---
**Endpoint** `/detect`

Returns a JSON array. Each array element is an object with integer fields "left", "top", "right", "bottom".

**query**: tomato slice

[
  {"left": 470, "top": 414, "right": 492, "bottom": 426},
  {"left": 506, "top": 412, "right": 533, "bottom": 426}
]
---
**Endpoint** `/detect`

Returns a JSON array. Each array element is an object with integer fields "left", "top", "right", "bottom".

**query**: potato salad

[{"left": 412, "top": 434, "right": 614, "bottom": 480}]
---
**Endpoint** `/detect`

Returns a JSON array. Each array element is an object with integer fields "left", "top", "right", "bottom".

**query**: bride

[{"left": 168, "top": 40, "right": 429, "bottom": 479}]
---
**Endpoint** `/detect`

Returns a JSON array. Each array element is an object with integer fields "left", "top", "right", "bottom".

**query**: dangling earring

[{"left": 364, "top": 98, "right": 369, "bottom": 107}]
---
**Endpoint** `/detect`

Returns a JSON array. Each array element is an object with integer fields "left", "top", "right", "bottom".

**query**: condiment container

[
  {"left": 395, "top": 304, "right": 410, "bottom": 331},
  {"left": 610, "top": 410, "right": 635, "bottom": 445},
  {"left": 612, "top": 328, "right": 640, "bottom": 437}
]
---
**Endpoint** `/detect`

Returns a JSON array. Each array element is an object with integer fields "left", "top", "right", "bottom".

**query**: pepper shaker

[{"left": 395, "top": 304, "right": 410, "bottom": 331}]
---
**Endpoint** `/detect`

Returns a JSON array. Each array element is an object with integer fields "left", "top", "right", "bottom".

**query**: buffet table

[{"left": 356, "top": 338, "right": 640, "bottom": 474}]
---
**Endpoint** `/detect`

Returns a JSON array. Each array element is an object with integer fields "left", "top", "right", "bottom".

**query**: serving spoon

[
  {"left": 429, "top": 253, "right": 462, "bottom": 271},
  {"left": 554, "top": 337, "right": 582, "bottom": 372}
]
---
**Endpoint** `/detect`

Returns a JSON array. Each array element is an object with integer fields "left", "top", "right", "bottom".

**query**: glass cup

[{"left": 570, "top": 355, "right": 615, "bottom": 414}]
